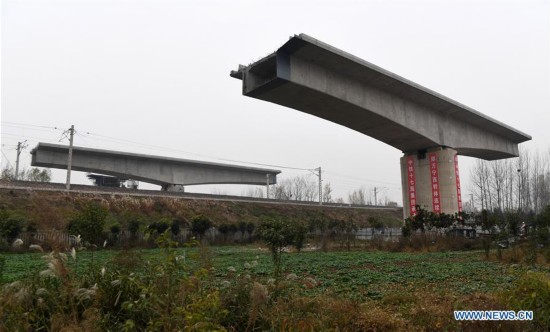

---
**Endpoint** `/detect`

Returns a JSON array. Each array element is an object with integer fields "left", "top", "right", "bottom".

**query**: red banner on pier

[
  {"left": 454, "top": 154, "right": 462, "bottom": 213},
  {"left": 406, "top": 156, "right": 417, "bottom": 215},
  {"left": 429, "top": 153, "right": 441, "bottom": 214}
]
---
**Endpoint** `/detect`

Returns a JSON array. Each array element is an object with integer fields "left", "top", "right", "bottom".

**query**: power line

[
  {"left": 2, "top": 133, "right": 62, "bottom": 142},
  {"left": 81, "top": 130, "right": 314, "bottom": 171},
  {"left": 1, "top": 121, "right": 59, "bottom": 130},
  {"left": 2, "top": 124, "right": 314, "bottom": 172},
  {"left": 1, "top": 123, "right": 62, "bottom": 134},
  {"left": 1, "top": 121, "right": 403, "bottom": 193},
  {"left": 324, "top": 169, "right": 401, "bottom": 186}
]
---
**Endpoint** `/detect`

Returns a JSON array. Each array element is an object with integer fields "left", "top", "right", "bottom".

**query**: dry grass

[{"left": 0, "top": 188, "right": 402, "bottom": 240}]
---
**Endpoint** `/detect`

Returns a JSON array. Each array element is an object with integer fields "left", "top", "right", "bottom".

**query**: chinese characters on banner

[
  {"left": 406, "top": 156, "right": 417, "bottom": 215},
  {"left": 429, "top": 153, "right": 441, "bottom": 213},
  {"left": 454, "top": 154, "right": 463, "bottom": 213}
]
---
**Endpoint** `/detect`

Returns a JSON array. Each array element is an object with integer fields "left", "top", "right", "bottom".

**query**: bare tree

[
  {"left": 334, "top": 197, "right": 345, "bottom": 204},
  {"left": 322, "top": 182, "right": 333, "bottom": 203},
  {"left": 243, "top": 187, "right": 265, "bottom": 198},
  {"left": 272, "top": 178, "right": 292, "bottom": 200},
  {"left": 490, "top": 160, "right": 505, "bottom": 211},
  {"left": 469, "top": 146, "right": 550, "bottom": 213},
  {"left": 530, "top": 148, "right": 550, "bottom": 213},
  {"left": 271, "top": 175, "right": 319, "bottom": 202},
  {"left": 348, "top": 186, "right": 372, "bottom": 205},
  {"left": 516, "top": 148, "right": 532, "bottom": 212},
  {"left": 470, "top": 159, "right": 490, "bottom": 210}
]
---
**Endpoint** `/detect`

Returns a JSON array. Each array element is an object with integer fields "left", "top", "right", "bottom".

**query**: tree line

[
  {"left": 469, "top": 147, "right": 550, "bottom": 214},
  {"left": 1, "top": 167, "right": 52, "bottom": 182},
  {"left": 245, "top": 174, "right": 397, "bottom": 206}
]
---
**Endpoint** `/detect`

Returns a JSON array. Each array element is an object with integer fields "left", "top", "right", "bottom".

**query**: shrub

[
  {"left": 367, "top": 216, "right": 384, "bottom": 230},
  {"left": 0, "top": 215, "right": 24, "bottom": 244},
  {"left": 109, "top": 224, "right": 121, "bottom": 235},
  {"left": 191, "top": 215, "right": 212, "bottom": 242},
  {"left": 246, "top": 222, "right": 255, "bottom": 240},
  {"left": 218, "top": 223, "right": 231, "bottom": 243},
  {"left": 292, "top": 221, "right": 308, "bottom": 252},
  {"left": 66, "top": 202, "right": 108, "bottom": 246},
  {"left": 147, "top": 220, "right": 170, "bottom": 235},
  {"left": 257, "top": 218, "right": 295, "bottom": 276},
  {"left": 401, "top": 222, "right": 412, "bottom": 238},
  {"left": 329, "top": 219, "right": 358, "bottom": 250},
  {"left": 170, "top": 219, "right": 181, "bottom": 236},
  {"left": 127, "top": 219, "right": 141, "bottom": 239},
  {"left": 238, "top": 221, "right": 247, "bottom": 240}
]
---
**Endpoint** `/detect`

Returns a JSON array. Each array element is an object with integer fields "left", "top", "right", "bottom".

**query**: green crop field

[
  {"left": 0, "top": 247, "right": 520, "bottom": 292},
  {"left": 1, "top": 246, "right": 548, "bottom": 331}
]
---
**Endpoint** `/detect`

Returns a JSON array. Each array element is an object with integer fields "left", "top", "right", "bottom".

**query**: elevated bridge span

[
  {"left": 231, "top": 34, "right": 531, "bottom": 217},
  {"left": 31, "top": 143, "right": 280, "bottom": 191}
]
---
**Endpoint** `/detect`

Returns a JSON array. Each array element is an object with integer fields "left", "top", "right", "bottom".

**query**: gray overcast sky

[{"left": 1, "top": 0, "right": 549, "bottom": 205}]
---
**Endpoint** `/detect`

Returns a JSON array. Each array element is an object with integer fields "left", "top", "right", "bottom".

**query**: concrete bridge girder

[
  {"left": 31, "top": 143, "right": 280, "bottom": 189},
  {"left": 234, "top": 34, "right": 530, "bottom": 161},
  {"left": 232, "top": 34, "right": 531, "bottom": 218}
]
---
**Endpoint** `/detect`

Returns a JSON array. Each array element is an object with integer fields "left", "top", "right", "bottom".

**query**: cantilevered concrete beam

[
  {"left": 232, "top": 34, "right": 531, "bottom": 218},
  {"left": 231, "top": 34, "right": 530, "bottom": 160},
  {"left": 31, "top": 143, "right": 280, "bottom": 190}
]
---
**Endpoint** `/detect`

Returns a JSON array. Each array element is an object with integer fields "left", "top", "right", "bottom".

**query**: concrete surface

[
  {"left": 31, "top": 143, "right": 280, "bottom": 189},
  {"left": 401, "top": 148, "right": 461, "bottom": 218},
  {"left": 231, "top": 33, "right": 530, "bottom": 160}
]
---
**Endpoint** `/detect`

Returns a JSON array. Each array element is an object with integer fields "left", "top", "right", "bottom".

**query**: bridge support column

[{"left": 400, "top": 147, "right": 463, "bottom": 219}]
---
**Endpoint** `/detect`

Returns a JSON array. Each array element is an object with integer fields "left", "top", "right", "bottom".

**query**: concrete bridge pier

[{"left": 400, "top": 147, "right": 462, "bottom": 219}]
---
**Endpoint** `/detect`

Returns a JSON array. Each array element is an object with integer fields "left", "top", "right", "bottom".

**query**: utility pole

[
  {"left": 65, "top": 125, "right": 75, "bottom": 190},
  {"left": 374, "top": 187, "right": 378, "bottom": 206},
  {"left": 266, "top": 174, "right": 270, "bottom": 199},
  {"left": 15, "top": 141, "right": 28, "bottom": 180}
]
